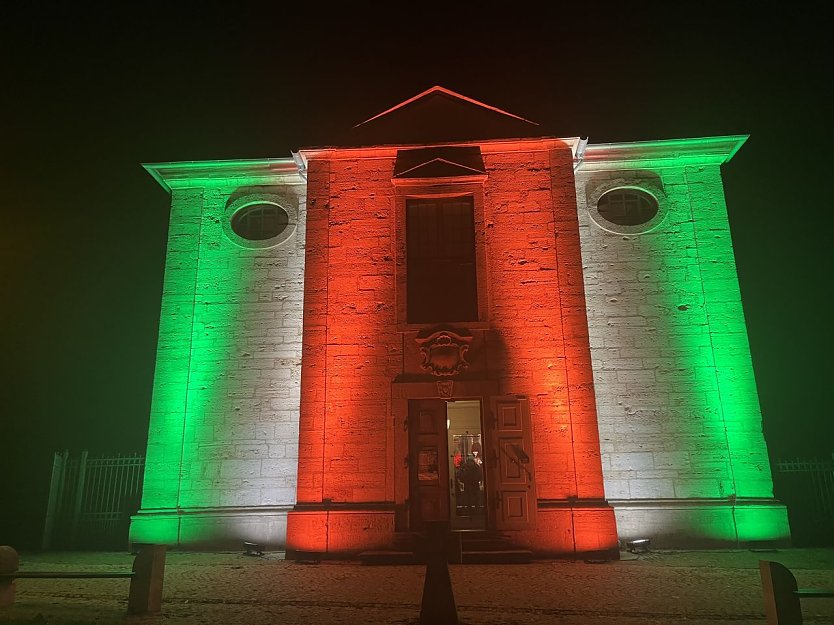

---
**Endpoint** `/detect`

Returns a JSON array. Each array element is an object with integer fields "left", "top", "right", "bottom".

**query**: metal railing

[
  {"left": 773, "top": 455, "right": 834, "bottom": 547},
  {"left": 42, "top": 451, "right": 145, "bottom": 550}
]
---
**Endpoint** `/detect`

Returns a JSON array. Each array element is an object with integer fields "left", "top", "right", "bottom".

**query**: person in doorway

[
  {"left": 471, "top": 441, "right": 482, "bottom": 464},
  {"left": 457, "top": 454, "right": 483, "bottom": 515}
]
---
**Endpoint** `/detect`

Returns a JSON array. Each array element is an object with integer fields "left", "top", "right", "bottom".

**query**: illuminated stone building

[{"left": 130, "top": 87, "right": 790, "bottom": 556}]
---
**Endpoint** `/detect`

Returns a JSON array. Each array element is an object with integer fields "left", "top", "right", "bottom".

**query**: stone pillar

[{"left": 0, "top": 546, "right": 19, "bottom": 608}]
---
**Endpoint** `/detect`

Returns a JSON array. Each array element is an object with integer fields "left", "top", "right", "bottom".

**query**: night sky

[{"left": 2, "top": 6, "right": 832, "bottom": 544}]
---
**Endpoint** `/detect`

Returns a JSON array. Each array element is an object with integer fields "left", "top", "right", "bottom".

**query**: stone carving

[
  {"left": 415, "top": 328, "right": 473, "bottom": 377},
  {"left": 436, "top": 380, "right": 454, "bottom": 398}
]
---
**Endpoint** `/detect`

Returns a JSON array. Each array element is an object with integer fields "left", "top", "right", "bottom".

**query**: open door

[
  {"left": 447, "top": 400, "right": 485, "bottom": 530},
  {"left": 488, "top": 396, "right": 537, "bottom": 530},
  {"left": 408, "top": 399, "right": 450, "bottom": 529}
]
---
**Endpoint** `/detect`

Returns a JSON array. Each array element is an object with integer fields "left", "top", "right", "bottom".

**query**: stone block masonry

[
  {"left": 132, "top": 115, "right": 789, "bottom": 551},
  {"left": 575, "top": 138, "right": 789, "bottom": 546},
  {"left": 287, "top": 138, "right": 618, "bottom": 557},
  {"left": 131, "top": 160, "right": 307, "bottom": 549}
]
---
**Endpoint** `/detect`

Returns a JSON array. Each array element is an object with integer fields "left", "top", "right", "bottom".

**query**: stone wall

[
  {"left": 133, "top": 137, "right": 790, "bottom": 552},
  {"left": 288, "top": 140, "right": 617, "bottom": 556},
  {"left": 574, "top": 139, "right": 789, "bottom": 546},
  {"left": 481, "top": 141, "right": 617, "bottom": 554},
  {"left": 131, "top": 162, "right": 306, "bottom": 549}
]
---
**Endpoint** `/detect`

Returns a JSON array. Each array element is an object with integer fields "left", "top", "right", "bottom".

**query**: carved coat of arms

[{"left": 415, "top": 328, "right": 473, "bottom": 377}]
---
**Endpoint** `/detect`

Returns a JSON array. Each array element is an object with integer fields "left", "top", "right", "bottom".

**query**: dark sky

[{"left": 2, "top": 5, "right": 832, "bottom": 539}]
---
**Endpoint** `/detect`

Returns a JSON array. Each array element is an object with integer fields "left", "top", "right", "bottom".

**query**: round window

[
  {"left": 596, "top": 188, "right": 659, "bottom": 226},
  {"left": 230, "top": 203, "right": 290, "bottom": 241}
]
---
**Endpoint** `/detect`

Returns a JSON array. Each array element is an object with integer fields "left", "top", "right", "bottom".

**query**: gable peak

[{"left": 355, "top": 85, "right": 538, "bottom": 129}]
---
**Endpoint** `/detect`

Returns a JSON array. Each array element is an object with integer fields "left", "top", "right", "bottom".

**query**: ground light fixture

[
  {"left": 243, "top": 542, "right": 264, "bottom": 557},
  {"left": 626, "top": 538, "right": 651, "bottom": 554}
]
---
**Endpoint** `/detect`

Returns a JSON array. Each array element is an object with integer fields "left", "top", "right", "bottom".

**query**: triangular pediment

[
  {"left": 396, "top": 158, "right": 485, "bottom": 179},
  {"left": 342, "top": 86, "right": 541, "bottom": 146},
  {"left": 393, "top": 146, "right": 485, "bottom": 178}
]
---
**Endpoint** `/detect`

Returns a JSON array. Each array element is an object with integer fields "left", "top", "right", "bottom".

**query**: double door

[{"left": 407, "top": 396, "right": 536, "bottom": 531}]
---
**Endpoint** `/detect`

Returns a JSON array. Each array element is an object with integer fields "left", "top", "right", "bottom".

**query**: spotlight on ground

[
  {"left": 243, "top": 542, "right": 264, "bottom": 556},
  {"left": 626, "top": 538, "right": 651, "bottom": 554}
]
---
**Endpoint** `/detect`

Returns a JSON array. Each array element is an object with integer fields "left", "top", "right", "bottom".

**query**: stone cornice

[
  {"left": 578, "top": 135, "right": 749, "bottom": 170},
  {"left": 144, "top": 158, "right": 302, "bottom": 192},
  {"left": 300, "top": 136, "right": 582, "bottom": 161},
  {"left": 143, "top": 135, "right": 748, "bottom": 191}
]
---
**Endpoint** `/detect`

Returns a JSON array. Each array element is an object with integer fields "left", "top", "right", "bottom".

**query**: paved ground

[{"left": 2, "top": 549, "right": 834, "bottom": 624}]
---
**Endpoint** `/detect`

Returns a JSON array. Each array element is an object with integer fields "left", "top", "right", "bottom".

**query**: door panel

[
  {"left": 408, "top": 399, "right": 449, "bottom": 528},
  {"left": 488, "top": 396, "right": 537, "bottom": 530}
]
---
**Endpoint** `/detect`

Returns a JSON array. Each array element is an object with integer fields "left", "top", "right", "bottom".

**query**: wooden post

[
  {"left": 759, "top": 560, "right": 803, "bottom": 625},
  {"left": 420, "top": 520, "right": 458, "bottom": 625},
  {"left": 128, "top": 544, "right": 166, "bottom": 614},
  {"left": 0, "top": 546, "right": 19, "bottom": 608}
]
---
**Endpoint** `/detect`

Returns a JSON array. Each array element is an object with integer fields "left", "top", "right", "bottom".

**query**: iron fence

[
  {"left": 773, "top": 455, "right": 834, "bottom": 547},
  {"left": 43, "top": 451, "right": 145, "bottom": 550}
]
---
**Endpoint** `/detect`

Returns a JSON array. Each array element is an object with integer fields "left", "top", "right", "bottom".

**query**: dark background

[{"left": 2, "top": 5, "right": 832, "bottom": 547}]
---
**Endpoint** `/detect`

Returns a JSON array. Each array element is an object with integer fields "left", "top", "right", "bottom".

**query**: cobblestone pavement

[{"left": 2, "top": 549, "right": 833, "bottom": 624}]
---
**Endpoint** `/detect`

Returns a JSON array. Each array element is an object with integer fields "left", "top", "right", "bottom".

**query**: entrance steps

[{"left": 359, "top": 530, "right": 532, "bottom": 565}]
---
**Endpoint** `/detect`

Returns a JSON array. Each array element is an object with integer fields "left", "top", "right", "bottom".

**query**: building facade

[{"left": 130, "top": 87, "right": 790, "bottom": 556}]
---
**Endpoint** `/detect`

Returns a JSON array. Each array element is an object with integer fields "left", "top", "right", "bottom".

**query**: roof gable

[{"left": 342, "top": 86, "right": 541, "bottom": 146}]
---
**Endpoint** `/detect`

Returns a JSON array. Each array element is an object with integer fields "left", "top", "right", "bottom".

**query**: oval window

[
  {"left": 230, "top": 203, "right": 289, "bottom": 241},
  {"left": 597, "top": 188, "right": 658, "bottom": 227}
]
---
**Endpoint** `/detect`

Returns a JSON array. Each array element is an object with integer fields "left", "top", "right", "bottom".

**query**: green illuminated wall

[
  {"left": 130, "top": 160, "right": 306, "bottom": 548},
  {"left": 575, "top": 137, "right": 789, "bottom": 546}
]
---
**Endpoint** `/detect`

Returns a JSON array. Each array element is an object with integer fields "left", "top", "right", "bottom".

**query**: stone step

[
  {"left": 455, "top": 530, "right": 517, "bottom": 552},
  {"left": 369, "top": 530, "right": 532, "bottom": 565},
  {"left": 359, "top": 548, "right": 534, "bottom": 565},
  {"left": 358, "top": 550, "right": 422, "bottom": 565},
  {"left": 458, "top": 538, "right": 513, "bottom": 551},
  {"left": 461, "top": 549, "right": 533, "bottom": 564}
]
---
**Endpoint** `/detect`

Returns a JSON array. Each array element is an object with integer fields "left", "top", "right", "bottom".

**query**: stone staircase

[{"left": 359, "top": 530, "right": 533, "bottom": 565}]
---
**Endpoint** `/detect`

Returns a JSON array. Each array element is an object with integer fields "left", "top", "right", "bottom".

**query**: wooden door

[
  {"left": 408, "top": 399, "right": 450, "bottom": 529},
  {"left": 488, "top": 396, "right": 537, "bottom": 530}
]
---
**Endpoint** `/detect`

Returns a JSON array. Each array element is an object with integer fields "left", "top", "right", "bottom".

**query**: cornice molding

[
  {"left": 579, "top": 135, "right": 749, "bottom": 170},
  {"left": 301, "top": 136, "right": 582, "bottom": 160},
  {"left": 143, "top": 135, "right": 748, "bottom": 191},
  {"left": 143, "top": 158, "right": 302, "bottom": 192}
]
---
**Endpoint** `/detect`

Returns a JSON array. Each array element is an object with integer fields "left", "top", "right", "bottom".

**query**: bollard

[
  {"left": 0, "top": 546, "right": 19, "bottom": 608},
  {"left": 128, "top": 544, "right": 166, "bottom": 614},
  {"left": 419, "top": 521, "right": 458, "bottom": 625},
  {"left": 759, "top": 560, "right": 803, "bottom": 625}
]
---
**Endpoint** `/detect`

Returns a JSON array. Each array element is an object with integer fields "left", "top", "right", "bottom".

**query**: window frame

[
  {"left": 405, "top": 194, "right": 479, "bottom": 324},
  {"left": 231, "top": 202, "right": 290, "bottom": 241},
  {"left": 596, "top": 188, "right": 658, "bottom": 227},
  {"left": 223, "top": 193, "right": 297, "bottom": 249},
  {"left": 586, "top": 181, "right": 667, "bottom": 235},
  {"left": 394, "top": 178, "right": 490, "bottom": 332}
]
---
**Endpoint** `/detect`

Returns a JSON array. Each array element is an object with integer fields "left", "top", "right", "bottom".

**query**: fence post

[
  {"left": 42, "top": 451, "right": 67, "bottom": 550},
  {"left": 69, "top": 450, "right": 88, "bottom": 547},
  {"left": 127, "top": 544, "right": 166, "bottom": 614}
]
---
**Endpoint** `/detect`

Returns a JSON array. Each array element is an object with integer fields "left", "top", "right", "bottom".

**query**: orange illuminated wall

[
  {"left": 287, "top": 138, "right": 617, "bottom": 557},
  {"left": 288, "top": 150, "right": 401, "bottom": 554},
  {"left": 479, "top": 140, "right": 616, "bottom": 554}
]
